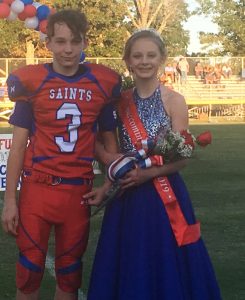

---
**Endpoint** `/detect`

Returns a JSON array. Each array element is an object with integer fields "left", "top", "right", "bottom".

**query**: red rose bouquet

[{"left": 151, "top": 128, "right": 212, "bottom": 163}]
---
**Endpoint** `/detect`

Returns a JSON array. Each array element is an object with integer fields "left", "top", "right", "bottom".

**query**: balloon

[
  {"left": 18, "top": 10, "right": 27, "bottom": 21},
  {"left": 24, "top": 15, "right": 39, "bottom": 29},
  {"left": 3, "top": 0, "right": 14, "bottom": 4},
  {"left": 6, "top": 10, "right": 17, "bottom": 20},
  {"left": 21, "top": 0, "right": 33, "bottom": 4},
  {"left": 39, "top": 19, "right": 47, "bottom": 34},
  {"left": 23, "top": 4, "right": 36, "bottom": 17},
  {"left": 36, "top": 5, "right": 50, "bottom": 21},
  {"left": 32, "top": 2, "right": 41, "bottom": 9},
  {"left": 11, "top": 0, "right": 24, "bottom": 14},
  {"left": 0, "top": 3, "right": 10, "bottom": 18}
]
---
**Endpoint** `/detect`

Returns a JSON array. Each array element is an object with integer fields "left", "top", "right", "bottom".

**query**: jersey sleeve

[
  {"left": 7, "top": 73, "right": 29, "bottom": 102},
  {"left": 6, "top": 65, "right": 46, "bottom": 102},
  {"left": 97, "top": 103, "right": 117, "bottom": 131},
  {"left": 9, "top": 101, "right": 33, "bottom": 130}
]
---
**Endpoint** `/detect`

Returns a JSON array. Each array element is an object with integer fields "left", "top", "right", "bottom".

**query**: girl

[{"left": 86, "top": 29, "right": 222, "bottom": 300}]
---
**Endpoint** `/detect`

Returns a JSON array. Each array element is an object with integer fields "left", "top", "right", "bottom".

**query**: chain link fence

[{"left": 0, "top": 56, "right": 245, "bottom": 80}]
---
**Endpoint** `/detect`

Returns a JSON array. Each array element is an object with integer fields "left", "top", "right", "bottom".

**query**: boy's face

[{"left": 46, "top": 22, "right": 87, "bottom": 75}]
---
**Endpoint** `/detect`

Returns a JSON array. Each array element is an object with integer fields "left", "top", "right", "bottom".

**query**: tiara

[{"left": 131, "top": 28, "right": 164, "bottom": 42}]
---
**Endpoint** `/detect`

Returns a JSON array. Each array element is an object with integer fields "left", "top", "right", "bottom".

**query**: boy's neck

[{"left": 52, "top": 62, "right": 79, "bottom": 77}]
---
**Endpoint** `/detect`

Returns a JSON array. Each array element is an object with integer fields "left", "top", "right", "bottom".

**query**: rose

[
  {"left": 181, "top": 130, "right": 195, "bottom": 149},
  {"left": 195, "top": 131, "right": 212, "bottom": 147}
]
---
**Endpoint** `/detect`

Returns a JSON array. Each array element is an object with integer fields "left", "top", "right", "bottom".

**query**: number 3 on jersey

[{"left": 55, "top": 103, "right": 82, "bottom": 152}]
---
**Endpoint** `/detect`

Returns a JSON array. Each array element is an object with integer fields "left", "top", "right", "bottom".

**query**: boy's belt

[{"left": 22, "top": 170, "right": 92, "bottom": 186}]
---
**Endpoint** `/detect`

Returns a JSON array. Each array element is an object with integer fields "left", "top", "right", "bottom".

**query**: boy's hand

[{"left": 1, "top": 200, "right": 19, "bottom": 236}]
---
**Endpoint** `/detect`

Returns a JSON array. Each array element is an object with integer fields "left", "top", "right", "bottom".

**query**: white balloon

[
  {"left": 32, "top": 2, "right": 42, "bottom": 9},
  {"left": 39, "top": 32, "right": 47, "bottom": 42},
  {"left": 25, "top": 16, "right": 39, "bottom": 29},
  {"left": 6, "top": 11, "right": 18, "bottom": 21},
  {"left": 11, "top": 0, "right": 25, "bottom": 14}
]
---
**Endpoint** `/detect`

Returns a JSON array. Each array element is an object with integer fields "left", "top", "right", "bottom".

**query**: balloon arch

[{"left": 0, "top": 0, "right": 54, "bottom": 40}]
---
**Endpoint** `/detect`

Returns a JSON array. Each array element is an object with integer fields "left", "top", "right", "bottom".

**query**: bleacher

[
  {"left": 173, "top": 75, "right": 245, "bottom": 104},
  {"left": 172, "top": 75, "right": 245, "bottom": 122}
]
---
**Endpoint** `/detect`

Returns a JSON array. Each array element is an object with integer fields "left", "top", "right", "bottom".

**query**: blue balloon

[
  {"left": 37, "top": 5, "right": 50, "bottom": 21},
  {"left": 21, "top": 0, "right": 34, "bottom": 5}
]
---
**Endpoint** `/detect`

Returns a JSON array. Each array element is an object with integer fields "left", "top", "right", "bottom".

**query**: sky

[{"left": 183, "top": 0, "right": 219, "bottom": 53}]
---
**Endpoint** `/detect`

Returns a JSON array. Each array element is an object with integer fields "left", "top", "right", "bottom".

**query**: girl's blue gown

[{"left": 87, "top": 88, "right": 222, "bottom": 300}]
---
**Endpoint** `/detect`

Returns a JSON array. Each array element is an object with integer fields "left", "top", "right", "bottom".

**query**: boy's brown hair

[{"left": 46, "top": 9, "right": 89, "bottom": 40}]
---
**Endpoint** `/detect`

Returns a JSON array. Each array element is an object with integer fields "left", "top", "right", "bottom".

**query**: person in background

[
  {"left": 85, "top": 29, "right": 222, "bottom": 300},
  {"left": 222, "top": 64, "right": 232, "bottom": 79},
  {"left": 164, "top": 62, "right": 175, "bottom": 83},
  {"left": 203, "top": 64, "right": 210, "bottom": 81},
  {"left": 194, "top": 61, "right": 204, "bottom": 79},
  {"left": 204, "top": 66, "right": 216, "bottom": 84},
  {"left": 1, "top": 9, "right": 121, "bottom": 300},
  {"left": 178, "top": 56, "right": 189, "bottom": 84},
  {"left": 173, "top": 61, "right": 181, "bottom": 83}
]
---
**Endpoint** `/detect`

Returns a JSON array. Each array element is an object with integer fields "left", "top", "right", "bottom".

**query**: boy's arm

[
  {"left": 95, "top": 130, "right": 119, "bottom": 165},
  {"left": 1, "top": 126, "right": 29, "bottom": 236}
]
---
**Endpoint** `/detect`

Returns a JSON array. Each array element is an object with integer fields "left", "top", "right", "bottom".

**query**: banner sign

[{"left": 0, "top": 134, "right": 19, "bottom": 191}]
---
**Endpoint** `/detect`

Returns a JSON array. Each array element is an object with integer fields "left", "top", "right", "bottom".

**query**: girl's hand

[{"left": 119, "top": 167, "right": 154, "bottom": 189}]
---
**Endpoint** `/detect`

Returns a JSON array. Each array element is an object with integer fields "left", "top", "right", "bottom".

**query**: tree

[
  {"left": 126, "top": 0, "right": 187, "bottom": 33},
  {"left": 196, "top": 0, "right": 245, "bottom": 56},
  {"left": 0, "top": 0, "right": 191, "bottom": 59},
  {"left": 125, "top": 0, "right": 190, "bottom": 56},
  {"left": 0, "top": 20, "right": 41, "bottom": 57}
]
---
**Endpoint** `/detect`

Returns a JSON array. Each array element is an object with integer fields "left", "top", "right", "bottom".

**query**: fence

[
  {"left": 0, "top": 56, "right": 245, "bottom": 123},
  {"left": 0, "top": 56, "right": 245, "bottom": 80}
]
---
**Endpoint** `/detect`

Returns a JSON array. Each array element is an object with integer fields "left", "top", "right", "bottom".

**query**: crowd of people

[
  {"left": 195, "top": 62, "right": 232, "bottom": 84},
  {"left": 1, "top": 9, "right": 222, "bottom": 300},
  {"left": 160, "top": 58, "right": 233, "bottom": 86}
]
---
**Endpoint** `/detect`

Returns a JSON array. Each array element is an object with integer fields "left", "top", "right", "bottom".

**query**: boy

[{"left": 1, "top": 9, "right": 121, "bottom": 300}]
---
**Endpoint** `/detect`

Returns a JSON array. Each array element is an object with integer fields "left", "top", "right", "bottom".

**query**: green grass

[{"left": 0, "top": 124, "right": 245, "bottom": 299}]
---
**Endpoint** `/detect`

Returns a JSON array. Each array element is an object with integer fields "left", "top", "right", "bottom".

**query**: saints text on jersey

[{"left": 49, "top": 88, "right": 92, "bottom": 101}]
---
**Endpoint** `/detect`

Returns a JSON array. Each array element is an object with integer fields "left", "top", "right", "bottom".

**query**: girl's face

[{"left": 126, "top": 37, "right": 163, "bottom": 80}]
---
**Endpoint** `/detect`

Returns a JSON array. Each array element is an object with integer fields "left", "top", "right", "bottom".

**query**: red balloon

[
  {"left": 2, "top": 0, "right": 14, "bottom": 4},
  {"left": 18, "top": 10, "right": 27, "bottom": 21},
  {"left": 24, "top": 5, "right": 36, "bottom": 18},
  {"left": 39, "top": 19, "right": 48, "bottom": 34},
  {"left": 0, "top": 3, "right": 10, "bottom": 19}
]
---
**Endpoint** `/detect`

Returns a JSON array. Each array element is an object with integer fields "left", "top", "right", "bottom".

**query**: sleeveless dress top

[{"left": 118, "top": 86, "right": 171, "bottom": 153}]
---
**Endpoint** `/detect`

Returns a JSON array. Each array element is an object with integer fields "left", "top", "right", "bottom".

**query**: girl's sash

[{"left": 118, "top": 90, "right": 200, "bottom": 246}]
